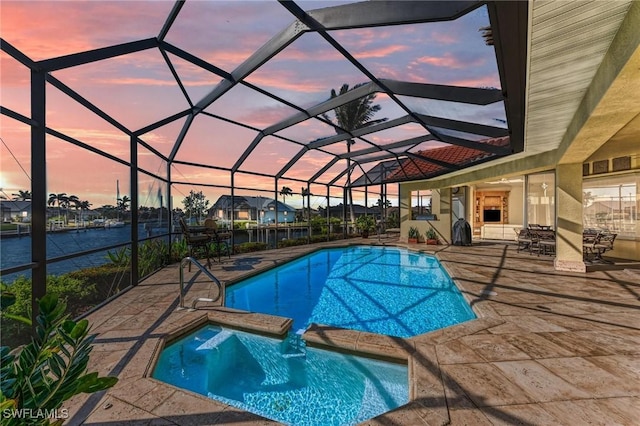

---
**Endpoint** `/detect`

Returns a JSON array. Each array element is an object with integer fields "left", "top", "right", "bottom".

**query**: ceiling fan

[{"left": 486, "top": 177, "right": 523, "bottom": 184}]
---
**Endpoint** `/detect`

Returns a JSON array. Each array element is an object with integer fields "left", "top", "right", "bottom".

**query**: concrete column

[
  {"left": 554, "top": 163, "right": 586, "bottom": 272},
  {"left": 399, "top": 184, "right": 411, "bottom": 242}
]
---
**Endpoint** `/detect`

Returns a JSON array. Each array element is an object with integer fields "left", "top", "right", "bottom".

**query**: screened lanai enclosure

[{"left": 0, "top": 0, "right": 526, "bottom": 327}]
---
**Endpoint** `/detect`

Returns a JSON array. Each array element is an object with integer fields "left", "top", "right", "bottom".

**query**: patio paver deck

[{"left": 62, "top": 240, "right": 640, "bottom": 425}]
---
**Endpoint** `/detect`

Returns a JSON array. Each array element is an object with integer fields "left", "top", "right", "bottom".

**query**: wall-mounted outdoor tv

[{"left": 483, "top": 209, "right": 501, "bottom": 222}]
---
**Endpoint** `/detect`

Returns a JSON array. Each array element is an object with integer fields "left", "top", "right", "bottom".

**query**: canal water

[
  {"left": 0, "top": 224, "right": 311, "bottom": 282},
  {"left": 0, "top": 225, "right": 143, "bottom": 282}
]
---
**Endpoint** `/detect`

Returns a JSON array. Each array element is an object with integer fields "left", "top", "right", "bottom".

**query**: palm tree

[
  {"left": 47, "top": 192, "right": 68, "bottom": 224},
  {"left": 12, "top": 190, "right": 31, "bottom": 201},
  {"left": 117, "top": 195, "right": 130, "bottom": 221},
  {"left": 279, "top": 187, "right": 293, "bottom": 205},
  {"left": 68, "top": 195, "right": 80, "bottom": 226},
  {"left": 79, "top": 200, "right": 92, "bottom": 226},
  {"left": 301, "top": 187, "right": 312, "bottom": 220},
  {"left": 322, "top": 83, "right": 387, "bottom": 225}
]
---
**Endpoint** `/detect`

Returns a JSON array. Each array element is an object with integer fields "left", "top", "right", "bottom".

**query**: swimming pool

[
  {"left": 226, "top": 246, "right": 475, "bottom": 338},
  {"left": 152, "top": 325, "right": 408, "bottom": 425}
]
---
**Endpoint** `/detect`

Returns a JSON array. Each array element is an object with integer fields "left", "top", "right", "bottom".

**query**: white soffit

[{"left": 524, "top": 0, "right": 633, "bottom": 154}]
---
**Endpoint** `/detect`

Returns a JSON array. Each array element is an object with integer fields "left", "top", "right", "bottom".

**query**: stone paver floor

[{"left": 62, "top": 239, "right": 640, "bottom": 425}]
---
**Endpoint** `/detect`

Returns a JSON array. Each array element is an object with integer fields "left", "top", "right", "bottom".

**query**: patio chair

[
  {"left": 179, "top": 217, "right": 213, "bottom": 271},
  {"left": 515, "top": 228, "right": 532, "bottom": 253},
  {"left": 593, "top": 232, "right": 617, "bottom": 262},
  {"left": 204, "top": 218, "right": 231, "bottom": 262},
  {"left": 583, "top": 230, "right": 600, "bottom": 262},
  {"left": 536, "top": 229, "right": 556, "bottom": 256}
]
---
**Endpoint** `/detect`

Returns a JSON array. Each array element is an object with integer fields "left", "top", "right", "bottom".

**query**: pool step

[
  {"left": 196, "top": 330, "right": 234, "bottom": 351},
  {"left": 280, "top": 332, "right": 306, "bottom": 358}
]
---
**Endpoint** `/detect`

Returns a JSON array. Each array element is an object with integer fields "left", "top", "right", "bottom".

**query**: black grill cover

[{"left": 452, "top": 218, "right": 472, "bottom": 246}]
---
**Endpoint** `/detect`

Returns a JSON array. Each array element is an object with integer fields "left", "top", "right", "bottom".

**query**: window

[
  {"left": 583, "top": 174, "right": 638, "bottom": 240},
  {"left": 526, "top": 172, "right": 555, "bottom": 228},
  {"left": 410, "top": 190, "right": 432, "bottom": 219}
]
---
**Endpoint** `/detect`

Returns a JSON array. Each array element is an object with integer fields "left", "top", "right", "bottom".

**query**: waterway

[
  {"left": 0, "top": 224, "right": 311, "bottom": 283},
  {"left": 0, "top": 225, "right": 150, "bottom": 282}
]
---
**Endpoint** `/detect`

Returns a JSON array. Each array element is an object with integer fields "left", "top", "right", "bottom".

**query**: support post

[
  {"left": 554, "top": 163, "right": 586, "bottom": 272},
  {"left": 31, "top": 69, "right": 47, "bottom": 335}
]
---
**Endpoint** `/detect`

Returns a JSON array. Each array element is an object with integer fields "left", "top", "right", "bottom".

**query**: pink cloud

[
  {"left": 448, "top": 75, "right": 501, "bottom": 89},
  {"left": 247, "top": 71, "right": 329, "bottom": 93},
  {"left": 234, "top": 105, "right": 300, "bottom": 129},
  {"left": 277, "top": 45, "right": 343, "bottom": 62},
  {"left": 94, "top": 77, "right": 178, "bottom": 87},
  {"left": 431, "top": 31, "right": 459, "bottom": 45},
  {"left": 414, "top": 53, "right": 475, "bottom": 69},
  {"left": 355, "top": 45, "right": 410, "bottom": 59},
  {"left": 1, "top": 1, "right": 172, "bottom": 61}
]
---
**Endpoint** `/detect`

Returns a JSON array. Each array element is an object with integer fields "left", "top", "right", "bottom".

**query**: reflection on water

[
  {"left": 0, "top": 225, "right": 142, "bottom": 281},
  {"left": 1, "top": 224, "right": 310, "bottom": 282}
]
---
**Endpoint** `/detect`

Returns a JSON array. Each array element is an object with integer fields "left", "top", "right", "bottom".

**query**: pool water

[
  {"left": 226, "top": 246, "right": 475, "bottom": 337},
  {"left": 152, "top": 325, "right": 408, "bottom": 425}
]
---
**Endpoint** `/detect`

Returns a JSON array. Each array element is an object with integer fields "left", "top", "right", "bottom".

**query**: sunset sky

[{"left": 1, "top": 1, "right": 502, "bottom": 208}]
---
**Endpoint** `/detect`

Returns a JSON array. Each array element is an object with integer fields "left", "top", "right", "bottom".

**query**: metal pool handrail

[{"left": 179, "top": 257, "right": 223, "bottom": 311}]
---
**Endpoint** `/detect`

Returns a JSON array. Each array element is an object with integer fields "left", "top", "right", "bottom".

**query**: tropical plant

[
  {"left": 11, "top": 190, "right": 31, "bottom": 201},
  {"left": 117, "top": 195, "right": 130, "bottom": 221},
  {"left": 322, "top": 83, "right": 387, "bottom": 225},
  {"left": 48, "top": 192, "right": 68, "bottom": 224},
  {"left": 425, "top": 227, "right": 437, "bottom": 240},
  {"left": 1, "top": 275, "right": 96, "bottom": 347},
  {"left": 67, "top": 195, "right": 80, "bottom": 224},
  {"left": 355, "top": 215, "right": 376, "bottom": 233},
  {"left": 408, "top": 226, "right": 420, "bottom": 240},
  {"left": 0, "top": 293, "right": 118, "bottom": 425},
  {"left": 376, "top": 198, "right": 392, "bottom": 209},
  {"left": 79, "top": 200, "right": 92, "bottom": 225},
  {"left": 106, "top": 246, "right": 131, "bottom": 267},
  {"left": 279, "top": 187, "right": 293, "bottom": 204},
  {"left": 301, "top": 187, "right": 312, "bottom": 220},
  {"left": 106, "top": 240, "right": 171, "bottom": 278}
]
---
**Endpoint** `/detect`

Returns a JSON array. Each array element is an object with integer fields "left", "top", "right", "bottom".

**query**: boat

[
  {"left": 104, "top": 219, "right": 125, "bottom": 228},
  {"left": 106, "top": 179, "right": 126, "bottom": 228}
]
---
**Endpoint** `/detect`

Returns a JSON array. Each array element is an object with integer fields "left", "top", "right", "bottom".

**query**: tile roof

[{"left": 387, "top": 136, "right": 510, "bottom": 181}]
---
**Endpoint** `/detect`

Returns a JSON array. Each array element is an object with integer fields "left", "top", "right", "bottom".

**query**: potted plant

[
  {"left": 425, "top": 227, "right": 438, "bottom": 245},
  {"left": 408, "top": 226, "right": 420, "bottom": 243},
  {"left": 356, "top": 215, "right": 376, "bottom": 238}
]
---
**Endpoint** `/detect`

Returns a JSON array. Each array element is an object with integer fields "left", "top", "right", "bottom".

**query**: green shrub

[
  {"left": 170, "top": 238, "right": 188, "bottom": 263},
  {"left": 137, "top": 239, "right": 170, "bottom": 277},
  {"left": 66, "top": 264, "right": 128, "bottom": 301},
  {"left": 277, "top": 237, "right": 308, "bottom": 248},
  {"left": 106, "top": 246, "right": 130, "bottom": 267},
  {"left": 1, "top": 275, "right": 95, "bottom": 348},
  {"left": 234, "top": 242, "right": 268, "bottom": 253}
]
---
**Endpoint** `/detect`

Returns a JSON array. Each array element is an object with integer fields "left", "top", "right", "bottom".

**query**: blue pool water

[
  {"left": 153, "top": 325, "right": 408, "bottom": 425},
  {"left": 226, "top": 246, "right": 475, "bottom": 338}
]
